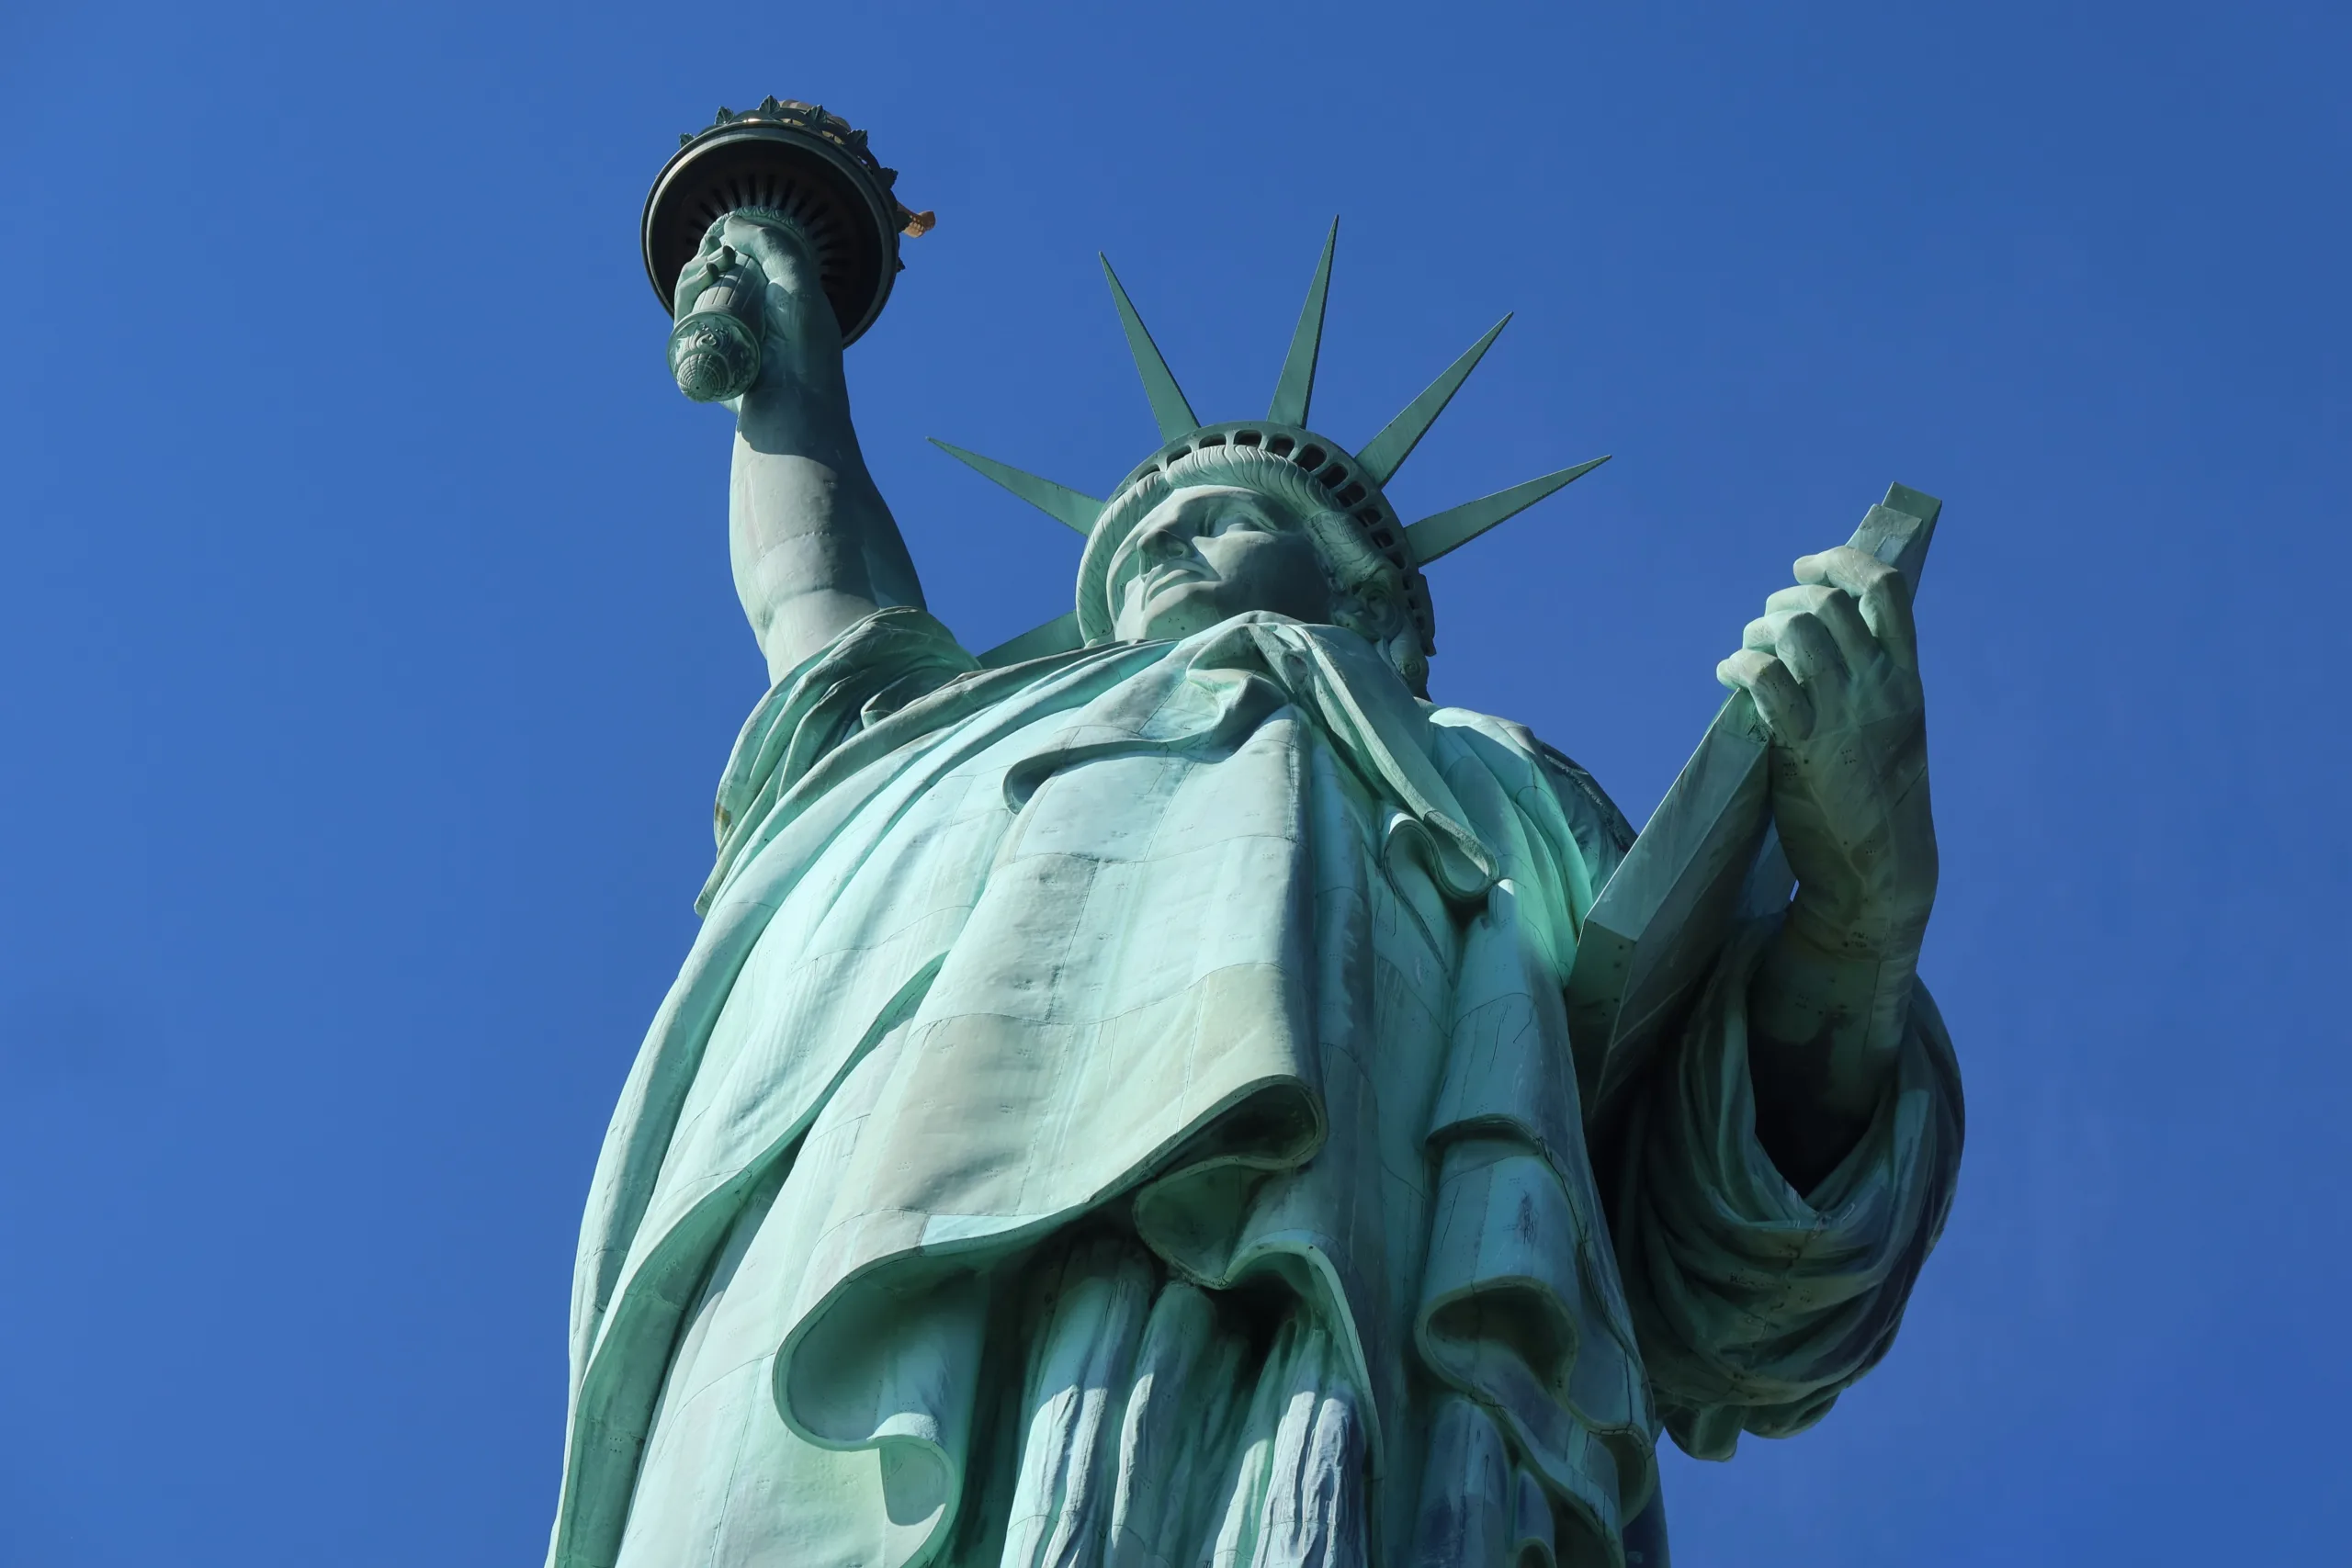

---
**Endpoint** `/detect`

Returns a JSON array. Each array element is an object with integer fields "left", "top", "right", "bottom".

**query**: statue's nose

[{"left": 1135, "top": 513, "right": 1189, "bottom": 559}]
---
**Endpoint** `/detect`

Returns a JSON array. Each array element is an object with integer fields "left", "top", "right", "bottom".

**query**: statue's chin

[
  {"left": 1120, "top": 580, "right": 1238, "bottom": 643},
  {"left": 1119, "top": 573, "right": 1335, "bottom": 644}
]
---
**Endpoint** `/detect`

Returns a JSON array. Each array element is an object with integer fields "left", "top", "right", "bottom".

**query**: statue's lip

[{"left": 1134, "top": 561, "right": 1209, "bottom": 603}]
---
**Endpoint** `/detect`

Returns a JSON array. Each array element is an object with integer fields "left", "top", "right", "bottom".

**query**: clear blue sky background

[{"left": 2, "top": 3, "right": 2346, "bottom": 1563}]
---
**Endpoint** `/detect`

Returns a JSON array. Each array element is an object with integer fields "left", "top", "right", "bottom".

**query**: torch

[{"left": 642, "top": 98, "right": 933, "bottom": 401}]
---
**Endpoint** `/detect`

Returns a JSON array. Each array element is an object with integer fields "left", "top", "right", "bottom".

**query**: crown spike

[
  {"left": 929, "top": 439, "right": 1102, "bottom": 536},
  {"left": 1100, "top": 255, "right": 1199, "bottom": 442},
  {"left": 1403, "top": 455, "right": 1611, "bottom": 564},
  {"left": 1268, "top": 218, "right": 1339, "bottom": 426},
  {"left": 1356, "top": 315, "right": 1512, "bottom": 487}
]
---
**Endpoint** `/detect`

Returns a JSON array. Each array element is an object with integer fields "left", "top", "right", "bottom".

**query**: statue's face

[{"left": 1107, "top": 485, "right": 1337, "bottom": 643}]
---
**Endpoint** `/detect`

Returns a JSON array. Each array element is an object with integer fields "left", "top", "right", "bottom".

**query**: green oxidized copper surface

[
  {"left": 541, "top": 100, "right": 1963, "bottom": 1568},
  {"left": 644, "top": 97, "right": 926, "bottom": 348},
  {"left": 932, "top": 224, "right": 1610, "bottom": 682}
]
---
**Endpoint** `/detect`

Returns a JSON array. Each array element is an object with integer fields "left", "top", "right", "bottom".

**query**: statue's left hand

[{"left": 1717, "top": 546, "right": 1937, "bottom": 963}]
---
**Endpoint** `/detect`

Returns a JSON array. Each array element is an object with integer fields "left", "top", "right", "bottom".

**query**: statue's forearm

[
  {"left": 729, "top": 379, "right": 922, "bottom": 681},
  {"left": 1745, "top": 922, "right": 1920, "bottom": 1190},
  {"left": 724, "top": 238, "right": 924, "bottom": 682},
  {"left": 1745, "top": 727, "right": 1937, "bottom": 1189}
]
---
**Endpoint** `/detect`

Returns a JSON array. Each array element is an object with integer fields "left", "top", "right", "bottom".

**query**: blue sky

[{"left": 1, "top": 2, "right": 2346, "bottom": 1563}]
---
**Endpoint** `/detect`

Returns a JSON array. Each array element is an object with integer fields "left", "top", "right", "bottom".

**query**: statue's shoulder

[
  {"left": 1529, "top": 739, "right": 1637, "bottom": 860},
  {"left": 1427, "top": 705, "right": 1638, "bottom": 876}
]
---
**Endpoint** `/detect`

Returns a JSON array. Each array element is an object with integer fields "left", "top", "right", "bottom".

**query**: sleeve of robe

[
  {"left": 1608, "top": 913, "right": 1965, "bottom": 1461},
  {"left": 695, "top": 607, "right": 978, "bottom": 914},
  {"left": 571, "top": 606, "right": 975, "bottom": 1387}
]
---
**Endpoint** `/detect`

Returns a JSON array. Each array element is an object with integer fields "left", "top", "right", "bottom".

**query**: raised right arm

[{"left": 682, "top": 213, "right": 926, "bottom": 682}]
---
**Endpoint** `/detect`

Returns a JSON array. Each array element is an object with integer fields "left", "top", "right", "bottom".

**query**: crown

[{"left": 933, "top": 220, "right": 1607, "bottom": 681}]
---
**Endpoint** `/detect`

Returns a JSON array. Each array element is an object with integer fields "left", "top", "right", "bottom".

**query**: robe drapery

[{"left": 546, "top": 609, "right": 1962, "bottom": 1568}]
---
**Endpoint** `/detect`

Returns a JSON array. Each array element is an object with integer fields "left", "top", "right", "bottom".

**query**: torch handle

[{"left": 666, "top": 244, "right": 767, "bottom": 402}]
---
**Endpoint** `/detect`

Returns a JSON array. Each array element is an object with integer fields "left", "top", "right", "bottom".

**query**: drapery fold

[
  {"left": 548, "top": 607, "right": 1962, "bottom": 1568},
  {"left": 1610, "top": 919, "right": 1965, "bottom": 1460}
]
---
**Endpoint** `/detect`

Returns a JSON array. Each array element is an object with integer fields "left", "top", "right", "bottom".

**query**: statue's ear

[
  {"left": 1350, "top": 566, "right": 1409, "bottom": 637},
  {"left": 1334, "top": 577, "right": 1408, "bottom": 649}
]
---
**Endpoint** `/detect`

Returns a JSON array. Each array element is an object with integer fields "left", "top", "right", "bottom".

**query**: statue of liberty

[{"left": 546, "top": 102, "right": 1962, "bottom": 1568}]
